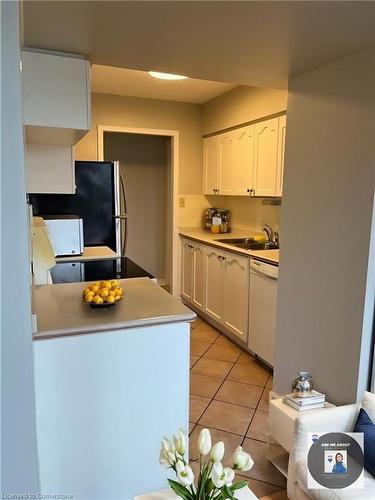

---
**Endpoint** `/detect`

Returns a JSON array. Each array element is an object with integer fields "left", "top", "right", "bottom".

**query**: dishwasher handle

[{"left": 250, "top": 259, "right": 278, "bottom": 279}]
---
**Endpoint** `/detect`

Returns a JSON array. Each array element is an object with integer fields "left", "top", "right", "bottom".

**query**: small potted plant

[{"left": 160, "top": 428, "right": 254, "bottom": 499}]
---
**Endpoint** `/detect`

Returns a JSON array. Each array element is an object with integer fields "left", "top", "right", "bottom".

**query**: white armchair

[{"left": 288, "top": 402, "right": 375, "bottom": 500}]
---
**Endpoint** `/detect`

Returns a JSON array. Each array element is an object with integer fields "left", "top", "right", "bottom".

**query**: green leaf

[
  {"left": 168, "top": 479, "right": 194, "bottom": 500},
  {"left": 223, "top": 485, "right": 235, "bottom": 500},
  {"left": 230, "top": 480, "right": 248, "bottom": 491}
]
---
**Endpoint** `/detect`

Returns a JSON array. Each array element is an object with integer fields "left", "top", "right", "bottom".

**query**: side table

[{"left": 268, "top": 397, "right": 334, "bottom": 478}]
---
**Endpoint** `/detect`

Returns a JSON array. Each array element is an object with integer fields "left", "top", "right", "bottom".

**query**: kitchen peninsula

[{"left": 33, "top": 278, "right": 195, "bottom": 499}]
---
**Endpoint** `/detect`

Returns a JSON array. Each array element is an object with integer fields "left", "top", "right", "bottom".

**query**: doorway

[{"left": 98, "top": 126, "right": 179, "bottom": 293}]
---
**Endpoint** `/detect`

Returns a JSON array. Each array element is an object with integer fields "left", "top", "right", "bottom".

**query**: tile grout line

[
  {"left": 190, "top": 318, "right": 281, "bottom": 491},
  {"left": 241, "top": 374, "right": 270, "bottom": 445}
]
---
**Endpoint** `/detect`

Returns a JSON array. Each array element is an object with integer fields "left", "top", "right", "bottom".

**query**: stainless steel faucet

[{"left": 263, "top": 224, "right": 274, "bottom": 242}]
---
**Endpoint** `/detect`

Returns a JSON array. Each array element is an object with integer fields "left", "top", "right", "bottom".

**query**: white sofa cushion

[
  {"left": 362, "top": 391, "right": 375, "bottom": 423},
  {"left": 296, "top": 459, "right": 375, "bottom": 500}
]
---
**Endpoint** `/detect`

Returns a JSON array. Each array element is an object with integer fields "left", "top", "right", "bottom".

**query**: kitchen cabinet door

[
  {"left": 232, "top": 125, "right": 255, "bottom": 195},
  {"left": 223, "top": 251, "right": 249, "bottom": 341},
  {"left": 181, "top": 239, "right": 193, "bottom": 301},
  {"left": 218, "top": 132, "right": 235, "bottom": 195},
  {"left": 203, "top": 137, "right": 219, "bottom": 195},
  {"left": 204, "top": 247, "right": 224, "bottom": 322},
  {"left": 276, "top": 114, "right": 286, "bottom": 197},
  {"left": 192, "top": 244, "right": 205, "bottom": 310},
  {"left": 23, "top": 50, "right": 91, "bottom": 146},
  {"left": 25, "top": 144, "right": 75, "bottom": 194},
  {"left": 253, "top": 117, "right": 279, "bottom": 197}
]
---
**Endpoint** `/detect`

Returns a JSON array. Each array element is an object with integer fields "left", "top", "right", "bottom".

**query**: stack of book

[{"left": 282, "top": 390, "right": 326, "bottom": 411}]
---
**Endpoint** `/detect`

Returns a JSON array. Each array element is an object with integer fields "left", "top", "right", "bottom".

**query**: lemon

[
  {"left": 108, "top": 290, "right": 116, "bottom": 297},
  {"left": 99, "top": 288, "right": 109, "bottom": 298},
  {"left": 91, "top": 285, "right": 99, "bottom": 293},
  {"left": 115, "top": 295, "right": 121, "bottom": 301},
  {"left": 85, "top": 294, "right": 94, "bottom": 303},
  {"left": 93, "top": 295, "right": 103, "bottom": 304},
  {"left": 107, "top": 295, "right": 115, "bottom": 304}
]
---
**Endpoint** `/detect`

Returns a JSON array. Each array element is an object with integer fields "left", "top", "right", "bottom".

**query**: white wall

[
  {"left": 1, "top": 0, "right": 39, "bottom": 492},
  {"left": 104, "top": 132, "right": 169, "bottom": 280},
  {"left": 274, "top": 46, "right": 375, "bottom": 405}
]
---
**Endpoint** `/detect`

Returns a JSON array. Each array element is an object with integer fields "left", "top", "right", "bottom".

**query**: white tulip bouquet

[{"left": 160, "top": 428, "right": 254, "bottom": 499}]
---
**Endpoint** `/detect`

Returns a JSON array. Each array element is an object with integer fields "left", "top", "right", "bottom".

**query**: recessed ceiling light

[{"left": 148, "top": 71, "right": 188, "bottom": 80}]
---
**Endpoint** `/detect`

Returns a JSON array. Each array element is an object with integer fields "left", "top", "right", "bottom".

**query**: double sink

[{"left": 215, "top": 238, "right": 279, "bottom": 251}]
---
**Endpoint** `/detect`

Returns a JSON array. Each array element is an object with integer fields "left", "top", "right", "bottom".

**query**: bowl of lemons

[{"left": 83, "top": 280, "right": 124, "bottom": 307}]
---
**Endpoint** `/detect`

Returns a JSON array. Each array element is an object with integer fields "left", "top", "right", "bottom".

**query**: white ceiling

[
  {"left": 23, "top": 1, "right": 375, "bottom": 90},
  {"left": 91, "top": 65, "right": 236, "bottom": 103}
]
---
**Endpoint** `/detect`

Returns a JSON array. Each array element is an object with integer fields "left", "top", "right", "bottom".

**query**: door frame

[{"left": 97, "top": 125, "right": 180, "bottom": 296}]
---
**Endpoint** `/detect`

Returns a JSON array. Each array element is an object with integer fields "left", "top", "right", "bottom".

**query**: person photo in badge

[{"left": 332, "top": 452, "right": 347, "bottom": 473}]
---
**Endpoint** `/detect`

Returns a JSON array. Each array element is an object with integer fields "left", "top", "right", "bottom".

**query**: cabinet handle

[
  {"left": 247, "top": 188, "right": 251, "bottom": 193},
  {"left": 252, "top": 189, "right": 256, "bottom": 196},
  {"left": 216, "top": 189, "right": 219, "bottom": 194}
]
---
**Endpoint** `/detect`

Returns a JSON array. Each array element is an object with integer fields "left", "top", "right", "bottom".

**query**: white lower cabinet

[
  {"left": 204, "top": 247, "right": 249, "bottom": 341},
  {"left": 222, "top": 250, "right": 249, "bottom": 341},
  {"left": 192, "top": 244, "right": 205, "bottom": 309},
  {"left": 204, "top": 247, "right": 224, "bottom": 322},
  {"left": 181, "top": 239, "right": 193, "bottom": 301},
  {"left": 181, "top": 239, "right": 205, "bottom": 310},
  {"left": 181, "top": 238, "right": 249, "bottom": 343}
]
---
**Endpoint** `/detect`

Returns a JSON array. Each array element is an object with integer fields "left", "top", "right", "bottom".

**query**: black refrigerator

[
  {"left": 30, "top": 161, "right": 125, "bottom": 254},
  {"left": 30, "top": 161, "right": 153, "bottom": 283}
]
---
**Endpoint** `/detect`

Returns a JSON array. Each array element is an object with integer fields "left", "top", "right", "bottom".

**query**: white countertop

[
  {"left": 179, "top": 227, "right": 279, "bottom": 265},
  {"left": 33, "top": 278, "right": 196, "bottom": 340},
  {"left": 55, "top": 245, "right": 119, "bottom": 262}
]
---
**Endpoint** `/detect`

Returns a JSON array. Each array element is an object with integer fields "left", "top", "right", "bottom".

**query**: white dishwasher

[{"left": 248, "top": 258, "right": 278, "bottom": 367}]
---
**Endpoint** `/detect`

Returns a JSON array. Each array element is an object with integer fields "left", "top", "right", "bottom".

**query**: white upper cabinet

[
  {"left": 253, "top": 117, "right": 279, "bottom": 197},
  {"left": 203, "top": 136, "right": 220, "bottom": 195},
  {"left": 22, "top": 50, "right": 91, "bottom": 146},
  {"left": 232, "top": 125, "right": 255, "bottom": 195},
  {"left": 25, "top": 144, "right": 75, "bottom": 194},
  {"left": 202, "top": 114, "right": 286, "bottom": 197},
  {"left": 276, "top": 114, "right": 287, "bottom": 197},
  {"left": 218, "top": 131, "right": 235, "bottom": 195}
]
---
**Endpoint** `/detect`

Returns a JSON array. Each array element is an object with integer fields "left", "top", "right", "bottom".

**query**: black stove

[{"left": 51, "top": 257, "right": 154, "bottom": 284}]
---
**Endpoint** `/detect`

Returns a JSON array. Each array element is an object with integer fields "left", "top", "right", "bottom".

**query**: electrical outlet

[{"left": 179, "top": 197, "right": 185, "bottom": 208}]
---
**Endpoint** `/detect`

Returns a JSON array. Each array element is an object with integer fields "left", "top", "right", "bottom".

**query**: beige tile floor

[{"left": 189, "top": 317, "right": 288, "bottom": 500}]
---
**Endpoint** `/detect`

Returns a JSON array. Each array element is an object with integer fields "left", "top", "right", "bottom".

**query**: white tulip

[
  {"left": 161, "top": 437, "right": 174, "bottom": 453},
  {"left": 176, "top": 460, "right": 194, "bottom": 486},
  {"left": 233, "top": 446, "right": 254, "bottom": 471},
  {"left": 211, "top": 462, "right": 235, "bottom": 488},
  {"left": 173, "top": 428, "right": 186, "bottom": 455},
  {"left": 159, "top": 449, "right": 176, "bottom": 469},
  {"left": 198, "top": 428, "right": 212, "bottom": 455},
  {"left": 210, "top": 441, "right": 225, "bottom": 462}
]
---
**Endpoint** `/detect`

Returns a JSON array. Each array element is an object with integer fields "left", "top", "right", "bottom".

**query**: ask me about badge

[{"left": 307, "top": 432, "right": 364, "bottom": 490}]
